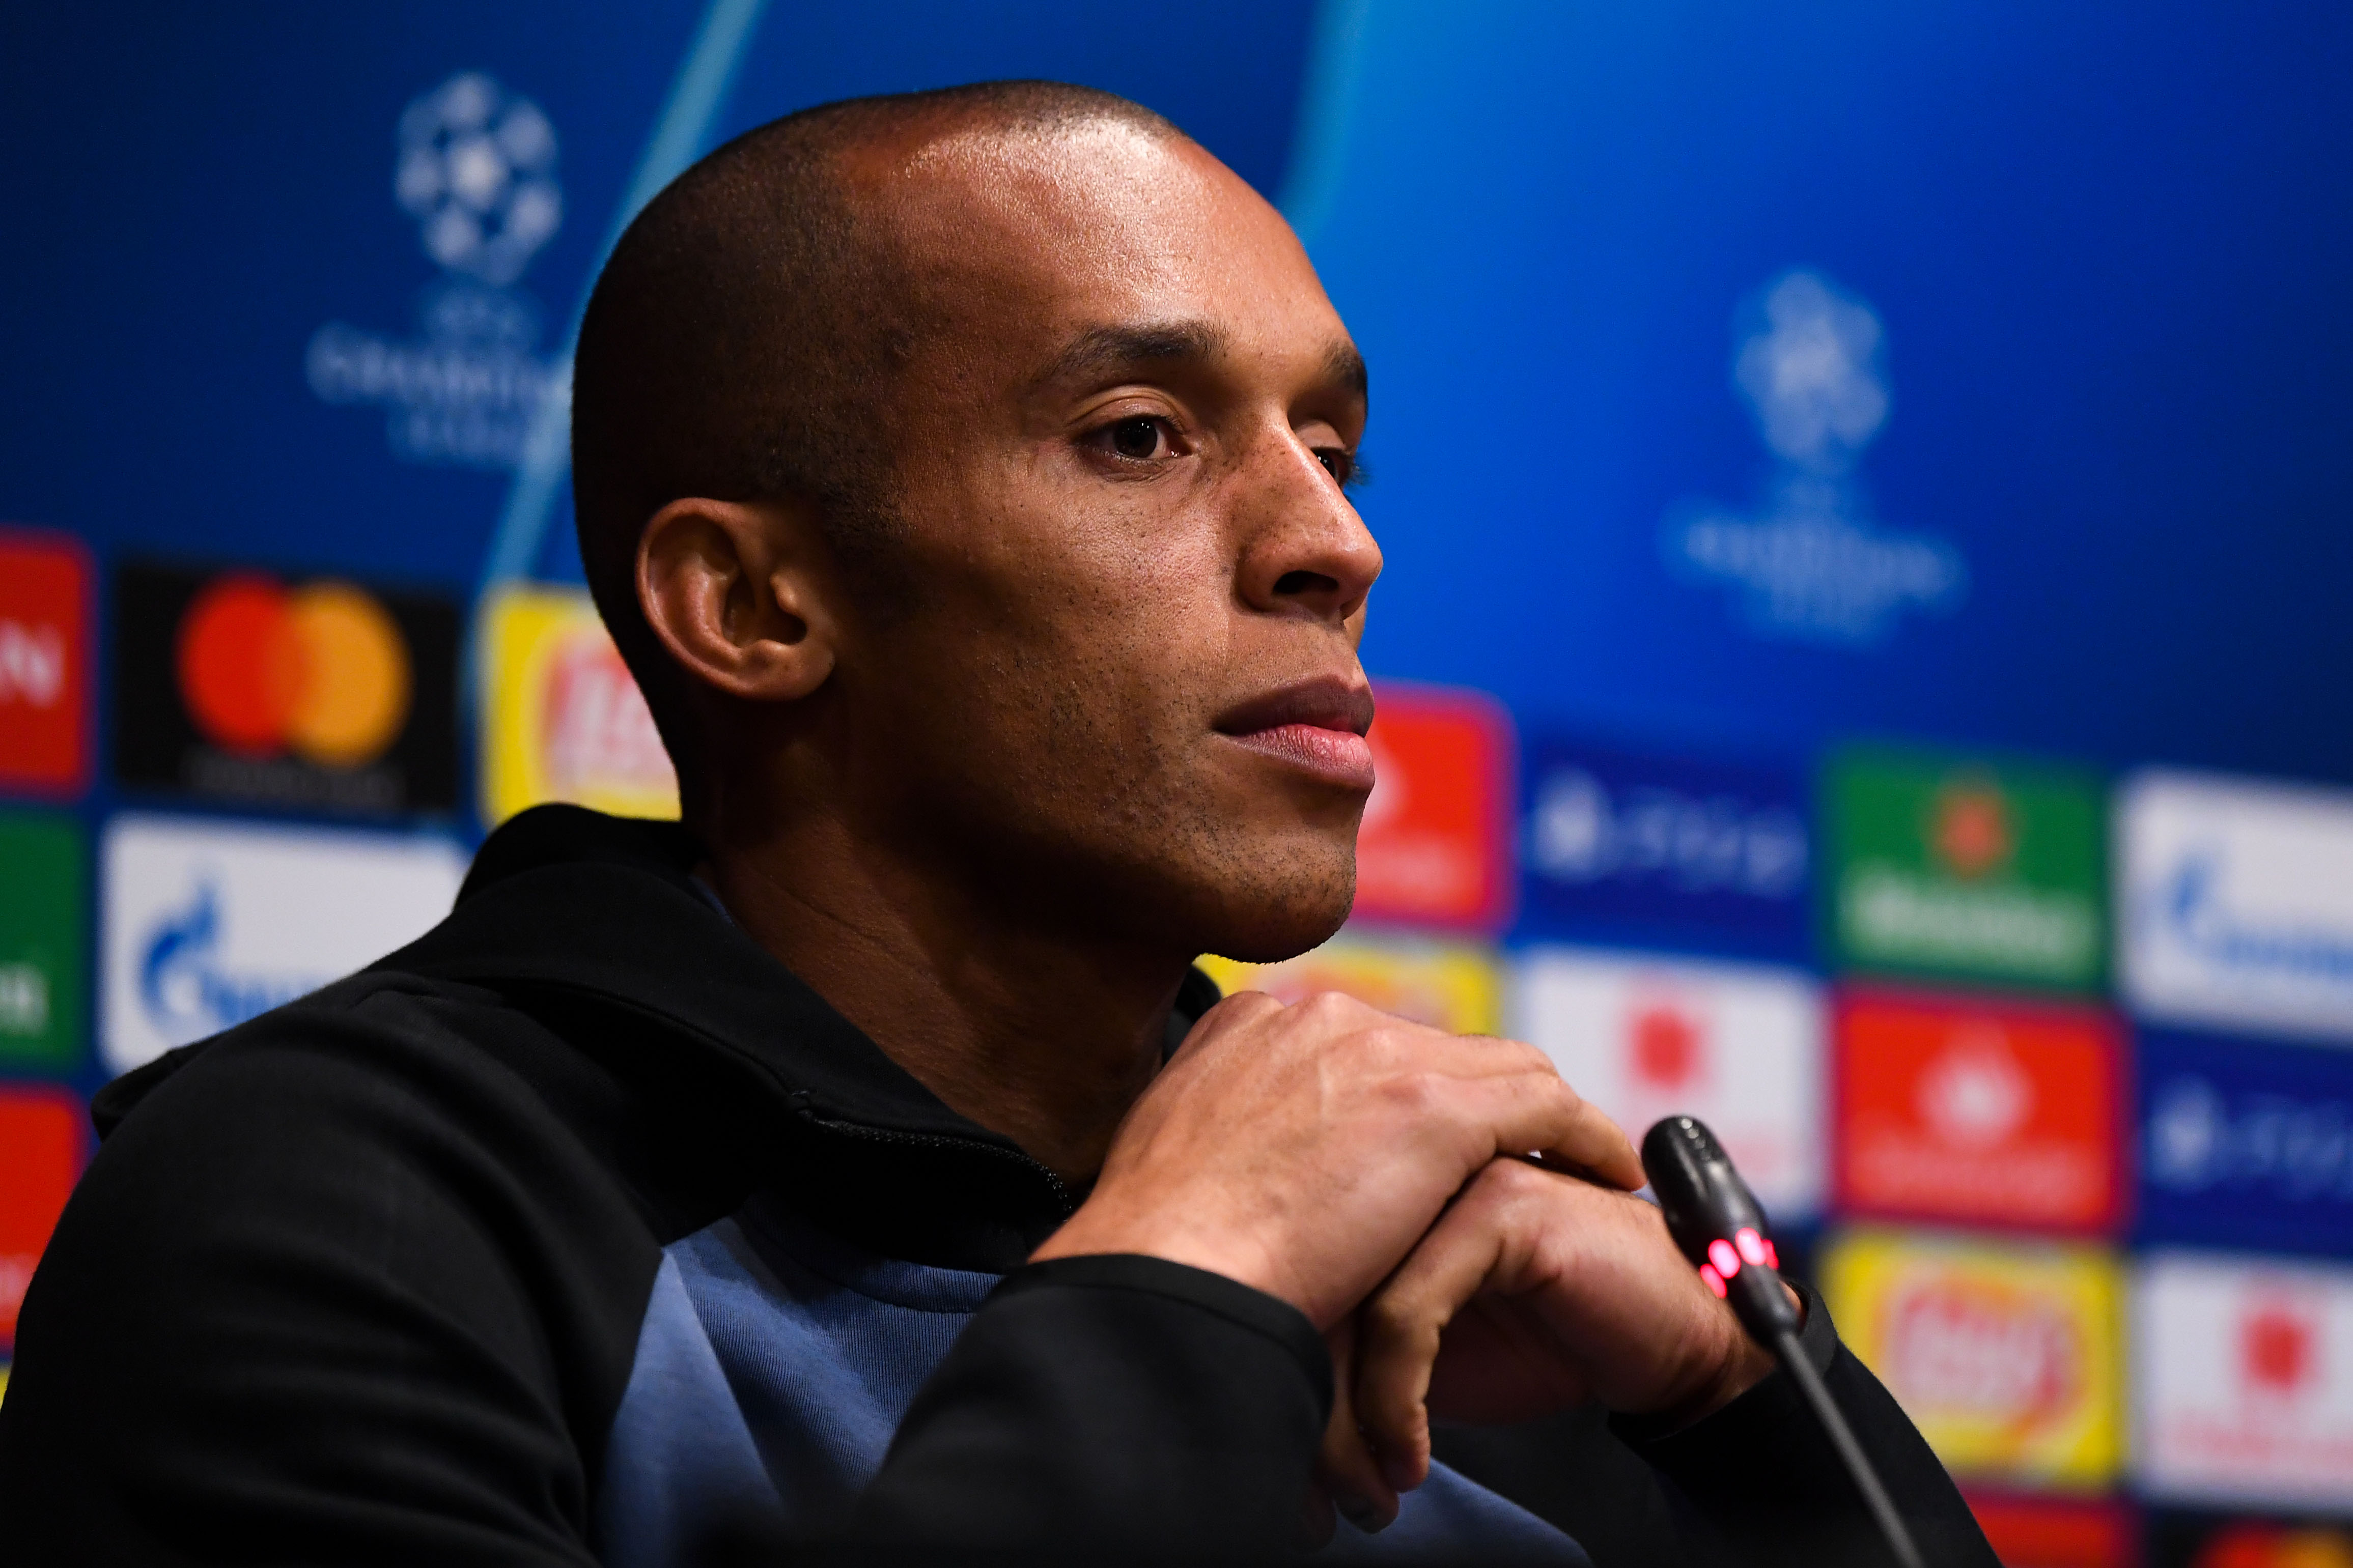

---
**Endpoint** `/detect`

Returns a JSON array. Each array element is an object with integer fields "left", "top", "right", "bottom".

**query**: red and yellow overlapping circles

[{"left": 174, "top": 575, "right": 410, "bottom": 766}]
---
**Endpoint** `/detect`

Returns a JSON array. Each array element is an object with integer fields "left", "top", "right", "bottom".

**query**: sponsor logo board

[
  {"left": 1514, "top": 946, "right": 1824, "bottom": 1220},
  {"left": 2140, "top": 1028, "right": 2353, "bottom": 1259},
  {"left": 1961, "top": 1492, "right": 2135, "bottom": 1568},
  {"left": 100, "top": 814, "right": 466, "bottom": 1075},
  {"left": 0, "top": 527, "right": 91, "bottom": 795},
  {"left": 1518, "top": 737, "right": 1809, "bottom": 956},
  {"left": 1354, "top": 683, "right": 1512, "bottom": 932},
  {"left": 480, "top": 586, "right": 678, "bottom": 826},
  {"left": 0, "top": 813, "right": 85, "bottom": 1068},
  {"left": 2147, "top": 1513, "right": 2353, "bottom": 1568},
  {"left": 2136, "top": 1251, "right": 2353, "bottom": 1509},
  {"left": 1823, "top": 1229, "right": 2122, "bottom": 1487},
  {"left": 1833, "top": 988, "right": 2122, "bottom": 1233},
  {"left": 1827, "top": 747, "right": 2106, "bottom": 990},
  {"left": 0, "top": 1086, "right": 83, "bottom": 1341},
  {"left": 114, "top": 563, "right": 458, "bottom": 814},
  {"left": 1198, "top": 931, "right": 1501, "bottom": 1037},
  {"left": 2119, "top": 771, "right": 2353, "bottom": 1046}
]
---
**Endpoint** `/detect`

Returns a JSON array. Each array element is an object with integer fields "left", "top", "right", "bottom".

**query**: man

[{"left": 0, "top": 83, "right": 1996, "bottom": 1565}]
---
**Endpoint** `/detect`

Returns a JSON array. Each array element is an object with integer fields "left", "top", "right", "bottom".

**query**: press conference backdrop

[{"left": 5, "top": 4, "right": 2352, "bottom": 1562}]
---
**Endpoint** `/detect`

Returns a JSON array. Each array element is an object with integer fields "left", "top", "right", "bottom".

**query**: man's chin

[{"left": 1191, "top": 854, "right": 1356, "bottom": 966}]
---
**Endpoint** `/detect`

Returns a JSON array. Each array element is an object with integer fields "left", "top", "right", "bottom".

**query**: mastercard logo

[{"left": 175, "top": 575, "right": 410, "bottom": 767}]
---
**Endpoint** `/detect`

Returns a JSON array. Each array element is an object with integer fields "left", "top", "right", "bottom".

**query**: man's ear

[{"left": 636, "top": 495, "right": 838, "bottom": 702}]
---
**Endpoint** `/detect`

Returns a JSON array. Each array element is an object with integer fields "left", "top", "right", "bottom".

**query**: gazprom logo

[
  {"left": 2146, "top": 851, "right": 2353, "bottom": 990},
  {"left": 102, "top": 814, "right": 466, "bottom": 1076},
  {"left": 2120, "top": 771, "right": 2353, "bottom": 1044},
  {"left": 136, "top": 879, "right": 323, "bottom": 1043}
]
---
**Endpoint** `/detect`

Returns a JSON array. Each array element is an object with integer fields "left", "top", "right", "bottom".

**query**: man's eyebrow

[
  {"left": 1035, "top": 321, "right": 1226, "bottom": 388},
  {"left": 1032, "top": 321, "right": 1369, "bottom": 403},
  {"left": 1323, "top": 340, "right": 1369, "bottom": 400}
]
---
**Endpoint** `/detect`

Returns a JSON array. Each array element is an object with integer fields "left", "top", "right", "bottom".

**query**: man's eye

[
  {"left": 1104, "top": 416, "right": 1170, "bottom": 461},
  {"left": 1316, "top": 447, "right": 1359, "bottom": 488}
]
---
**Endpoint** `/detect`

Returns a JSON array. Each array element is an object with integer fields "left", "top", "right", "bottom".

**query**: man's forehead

[{"left": 854, "top": 130, "right": 1353, "bottom": 393}]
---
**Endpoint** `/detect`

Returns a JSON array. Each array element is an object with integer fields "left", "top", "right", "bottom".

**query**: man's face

[{"left": 828, "top": 122, "right": 1379, "bottom": 963}]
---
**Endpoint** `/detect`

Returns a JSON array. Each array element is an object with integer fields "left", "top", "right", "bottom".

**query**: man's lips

[{"left": 1213, "top": 677, "right": 1378, "bottom": 791}]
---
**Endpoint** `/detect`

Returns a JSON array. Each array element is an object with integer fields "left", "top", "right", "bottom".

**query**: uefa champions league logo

[
  {"left": 307, "top": 72, "right": 567, "bottom": 470},
  {"left": 397, "top": 73, "right": 563, "bottom": 288},
  {"left": 1663, "top": 270, "right": 1969, "bottom": 647}
]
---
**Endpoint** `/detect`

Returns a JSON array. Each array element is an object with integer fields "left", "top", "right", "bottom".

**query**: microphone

[{"left": 1642, "top": 1116, "right": 1927, "bottom": 1568}]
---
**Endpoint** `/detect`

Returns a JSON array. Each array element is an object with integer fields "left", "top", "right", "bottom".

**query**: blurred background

[{"left": 5, "top": 4, "right": 2352, "bottom": 1562}]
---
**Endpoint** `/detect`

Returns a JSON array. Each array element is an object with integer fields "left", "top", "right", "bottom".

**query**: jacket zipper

[{"left": 794, "top": 1105, "right": 1079, "bottom": 1217}]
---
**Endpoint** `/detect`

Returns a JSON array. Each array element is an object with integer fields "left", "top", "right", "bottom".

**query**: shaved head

[{"left": 572, "top": 82, "right": 1185, "bottom": 783}]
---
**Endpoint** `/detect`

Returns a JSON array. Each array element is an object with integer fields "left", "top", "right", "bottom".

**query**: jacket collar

[{"left": 379, "top": 805, "right": 1219, "bottom": 1271}]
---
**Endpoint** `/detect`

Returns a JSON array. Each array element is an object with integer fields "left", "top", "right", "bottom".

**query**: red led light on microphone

[
  {"left": 1699, "top": 1263, "right": 1727, "bottom": 1298},
  {"left": 1708, "top": 1237, "right": 1742, "bottom": 1278}
]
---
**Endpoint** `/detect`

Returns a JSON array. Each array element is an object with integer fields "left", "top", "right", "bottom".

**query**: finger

[
  {"left": 1170, "top": 987, "right": 1285, "bottom": 1055},
  {"left": 1316, "top": 1316, "right": 1400, "bottom": 1533},
  {"left": 1425, "top": 1070, "right": 1645, "bottom": 1192},
  {"left": 1353, "top": 1177, "right": 1523, "bottom": 1493}
]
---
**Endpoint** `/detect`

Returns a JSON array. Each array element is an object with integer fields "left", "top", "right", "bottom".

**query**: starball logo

[
  {"left": 1662, "top": 270, "right": 1968, "bottom": 647},
  {"left": 307, "top": 72, "right": 567, "bottom": 469}
]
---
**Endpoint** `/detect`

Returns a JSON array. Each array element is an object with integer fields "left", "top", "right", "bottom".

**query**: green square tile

[
  {"left": 1825, "top": 747, "right": 2106, "bottom": 990},
  {"left": 0, "top": 814, "right": 85, "bottom": 1067}
]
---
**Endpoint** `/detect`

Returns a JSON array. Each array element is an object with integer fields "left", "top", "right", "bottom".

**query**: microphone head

[{"left": 1642, "top": 1116, "right": 1801, "bottom": 1338}]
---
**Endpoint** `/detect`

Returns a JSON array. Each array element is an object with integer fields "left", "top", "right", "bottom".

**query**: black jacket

[{"left": 0, "top": 805, "right": 1998, "bottom": 1565}]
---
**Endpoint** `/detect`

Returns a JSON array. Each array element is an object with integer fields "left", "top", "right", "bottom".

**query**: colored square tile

[
  {"left": 0, "top": 528, "right": 92, "bottom": 797},
  {"left": 1826, "top": 747, "right": 2106, "bottom": 990},
  {"left": 1823, "top": 1228, "right": 2124, "bottom": 1489},
  {"left": 1518, "top": 736, "right": 1811, "bottom": 959},
  {"left": 0, "top": 1086, "right": 84, "bottom": 1341},
  {"left": 2136, "top": 1251, "right": 2353, "bottom": 1512},
  {"left": 2119, "top": 769, "right": 2353, "bottom": 1046},
  {"left": 0, "top": 813, "right": 85, "bottom": 1069},
  {"left": 1355, "top": 682, "right": 1513, "bottom": 932},
  {"left": 1834, "top": 988, "right": 2123, "bottom": 1234},
  {"left": 1199, "top": 928, "right": 1502, "bottom": 1036},
  {"left": 1961, "top": 1491, "right": 2135, "bottom": 1568},
  {"left": 114, "top": 562, "right": 459, "bottom": 814},
  {"left": 479, "top": 585, "right": 678, "bottom": 827},
  {"left": 1515, "top": 945, "right": 1826, "bottom": 1222},
  {"left": 101, "top": 814, "right": 466, "bottom": 1075},
  {"left": 2138, "top": 1027, "right": 2353, "bottom": 1260}
]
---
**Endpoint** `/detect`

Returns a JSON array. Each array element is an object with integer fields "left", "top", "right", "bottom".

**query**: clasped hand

[{"left": 1032, "top": 990, "right": 1781, "bottom": 1540}]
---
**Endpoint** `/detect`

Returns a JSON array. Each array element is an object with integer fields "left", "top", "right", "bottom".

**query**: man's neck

[{"left": 699, "top": 816, "right": 1187, "bottom": 1185}]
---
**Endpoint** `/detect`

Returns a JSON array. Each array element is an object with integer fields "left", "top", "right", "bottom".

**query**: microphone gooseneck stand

[{"left": 1642, "top": 1115, "right": 1929, "bottom": 1568}]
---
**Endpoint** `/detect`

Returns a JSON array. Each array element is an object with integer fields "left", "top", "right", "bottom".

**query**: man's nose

[{"left": 1233, "top": 431, "right": 1383, "bottom": 625}]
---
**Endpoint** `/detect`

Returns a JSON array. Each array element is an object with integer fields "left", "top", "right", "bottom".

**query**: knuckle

[
  {"left": 1379, "top": 1069, "right": 1444, "bottom": 1117},
  {"left": 1363, "top": 1291, "right": 1425, "bottom": 1343}
]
